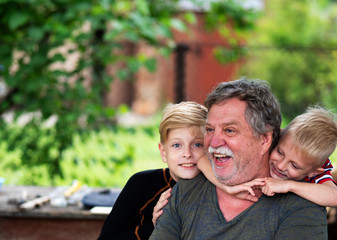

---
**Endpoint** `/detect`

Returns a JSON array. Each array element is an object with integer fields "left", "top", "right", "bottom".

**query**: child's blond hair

[
  {"left": 159, "top": 101, "right": 207, "bottom": 144},
  {"left": 281, "top": 106, "right": 337, "bottom": 168}
]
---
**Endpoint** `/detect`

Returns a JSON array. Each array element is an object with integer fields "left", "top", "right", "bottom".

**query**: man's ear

[
  {"left": 307, "top": 168, "right": 325, "bottom": 178},
  {"left": 158, "top": 142, "right": 167, "bottom": 163},
  {"left": 261, "top": 131, "right": 273, "bottom": 155}
]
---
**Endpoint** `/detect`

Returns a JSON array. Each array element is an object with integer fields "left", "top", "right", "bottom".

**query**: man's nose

[{"left": 209, "top": 130, "right": 225, "bottom": 148}]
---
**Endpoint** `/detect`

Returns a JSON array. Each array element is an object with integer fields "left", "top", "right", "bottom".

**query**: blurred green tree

[
  {"left": 0, "top": 0, "right": 188, "bottom": 184},
  {"left": 240, "top": 0, "right": 337, "bottom": 122},
  {"left": 0, "top": 0, "right": 258, "bottom": 185}
]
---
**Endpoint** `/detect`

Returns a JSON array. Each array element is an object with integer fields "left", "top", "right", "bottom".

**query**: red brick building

[{"left": 105, "top": 12, "right": 243, "bottom": 115}]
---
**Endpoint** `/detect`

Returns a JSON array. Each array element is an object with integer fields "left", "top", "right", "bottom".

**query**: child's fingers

[
  {"left": 246, "top": 186, "right": 255, "bottom": 196},
  {"left": 158, "top": 199, "right": 168, "bottom": 210},
  {"left": 157, "top": 188, "right": 172, "bottom": 210},
  {"left": 155, "top": 209, "right": 163, "bottom": 217},
  {"left": 247, "top": 178, "right": 267, "bottom": 186},
  {"left": 234, "top": 185, "right": 256, "bottom": 196},
  {"left": 154, "top": 198, "right": 168, "bottom": 213},
  {"left": 152, "top": 209, "right": 163, "bottom": 226},
  {"left": 159, "top": 188, "right": 172, "bottom": 201},
  {"left": 261, "top": 185, "right": 275, "bottom": 196},
  {"left": 152, "top": 188, "right": 172, "bottom": 226},
  {"left": 153, "top": 209, "right": 163, "bottom": 219},
  {"left": 153, "top": 200, "right": 166, "bottom": 226}
]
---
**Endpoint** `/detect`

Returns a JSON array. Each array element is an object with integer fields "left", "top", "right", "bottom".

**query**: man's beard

[{"left": 208, "top": 146, "right": 237, "bottom": 185}]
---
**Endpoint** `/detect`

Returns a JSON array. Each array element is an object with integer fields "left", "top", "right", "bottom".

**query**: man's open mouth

[{"left": 214, "top": 154, "right": 231, "bottom": 163}]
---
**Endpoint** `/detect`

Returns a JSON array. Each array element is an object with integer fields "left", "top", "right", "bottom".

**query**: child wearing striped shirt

[{"left": 258, "top": 106, "right": 337, "bottom": 207}]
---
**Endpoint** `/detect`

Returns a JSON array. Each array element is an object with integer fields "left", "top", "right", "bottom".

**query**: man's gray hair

[{"left": 204, "top": 77, "right": 282, "bottom": 152}]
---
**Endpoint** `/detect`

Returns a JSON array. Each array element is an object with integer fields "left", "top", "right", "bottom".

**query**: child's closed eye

[{"left": 291, "top": 162, "right": 299, "bottom": 169}]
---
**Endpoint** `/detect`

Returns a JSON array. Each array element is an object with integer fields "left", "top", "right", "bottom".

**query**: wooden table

[{"left": 0, "top": 185, "right": 120, "bottom": 240}]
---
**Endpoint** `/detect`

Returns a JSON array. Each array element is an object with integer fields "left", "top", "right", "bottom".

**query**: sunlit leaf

[
  {"left": 144, "top": 57, "right": 157, "bottom": 72},
  {"left": 8, "top": 12, "right": 29, "bottom": 30}
]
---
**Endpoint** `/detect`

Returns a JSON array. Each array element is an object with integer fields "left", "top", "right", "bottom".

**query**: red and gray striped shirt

[{"left": 303, "top": 159, "right": 336, "bottom": 184}]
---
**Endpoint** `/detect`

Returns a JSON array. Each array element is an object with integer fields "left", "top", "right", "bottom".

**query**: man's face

[{"left": 204, "top": 98, "right": 269, "bottom": 186}]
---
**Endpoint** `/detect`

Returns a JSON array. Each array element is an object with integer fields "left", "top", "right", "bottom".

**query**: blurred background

[{"left": 0, "top": 0, "right": 336, "bottom": 188}]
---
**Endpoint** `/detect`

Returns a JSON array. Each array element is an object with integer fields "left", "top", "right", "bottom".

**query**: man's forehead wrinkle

[{"left": 206, "top": 118, "right": 241, "bottom": 127}]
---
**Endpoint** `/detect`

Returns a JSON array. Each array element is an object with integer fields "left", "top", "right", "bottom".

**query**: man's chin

[{"left": 215, "top": 174, "right": 232, "bottom": 185}]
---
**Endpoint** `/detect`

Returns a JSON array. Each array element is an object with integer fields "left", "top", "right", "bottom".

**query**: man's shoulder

[
  {"left": 178, "top": 173, "right": 208, "bottom": 186},
  {"left": 264, "top": 192, "right": 326, "bottom": 217},
  {"left": 274, "top": 192, "right": 322, "bottom": 205},
  {"left": 174, "top": 173, "right": 211, "bottom": 197}
]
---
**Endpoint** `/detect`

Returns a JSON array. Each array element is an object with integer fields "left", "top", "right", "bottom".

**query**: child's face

[
  {"left": 159, "top": 126, "right": 205, "bottom": 182},
  {"left": 269, "top": 136, "right": 317, "bottom": 181}
]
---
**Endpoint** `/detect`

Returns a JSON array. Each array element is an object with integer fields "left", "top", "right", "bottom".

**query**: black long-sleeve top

[{"left": 98, "top": 168, "right": 176, "bottom": 240}]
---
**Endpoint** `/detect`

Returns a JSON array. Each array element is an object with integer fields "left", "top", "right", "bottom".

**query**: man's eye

[
  {"left": 205, "top": 127, "right": 213, "bottom": 132},
  {"left": 225, "top": 128, "right": 234, "bottom": 134}
]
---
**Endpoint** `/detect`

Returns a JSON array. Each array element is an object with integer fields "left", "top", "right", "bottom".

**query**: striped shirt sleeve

[{"left": 303, "top": 159, "right": 337, "bottom": 184}]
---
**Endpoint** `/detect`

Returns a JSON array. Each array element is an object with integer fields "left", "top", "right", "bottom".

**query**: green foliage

[
  {"left": 0, "top": 0, "right": 183, "bottom": 183},
  {"left": 0, "top": 123, "right": 164, "bottom": 187},
  {"left": 0, "top": 121, "right": 60, "bottom": 185},
  {"left": 240, "top": 0, "right": 337, "bottom": 120},
  {"left": 205, "top": 0, "right": 260, "bottom": 63},
  {"left": 0, "top": 0, "right": 260, "bottom": 185},
  {"left": 205, "top": 0, "right": 258, "bottom": 33},
  {"left": 0, "top": 121, "right": 61, "bottom": 180},
  {"left": 213, "top": 45, "right": 247, "bottom": 63}
]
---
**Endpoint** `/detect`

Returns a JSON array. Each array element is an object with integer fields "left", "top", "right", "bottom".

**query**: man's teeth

[{"left": 214, "top": 154, "right": 229, "bottom": 158}]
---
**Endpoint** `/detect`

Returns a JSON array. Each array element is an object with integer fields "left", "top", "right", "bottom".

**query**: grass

[
  {"left": 57, "top": 123, "right": 167, "bottom": 188},
  {"left": 0, "top": 113, "right": 167, "bottom": 188}
]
